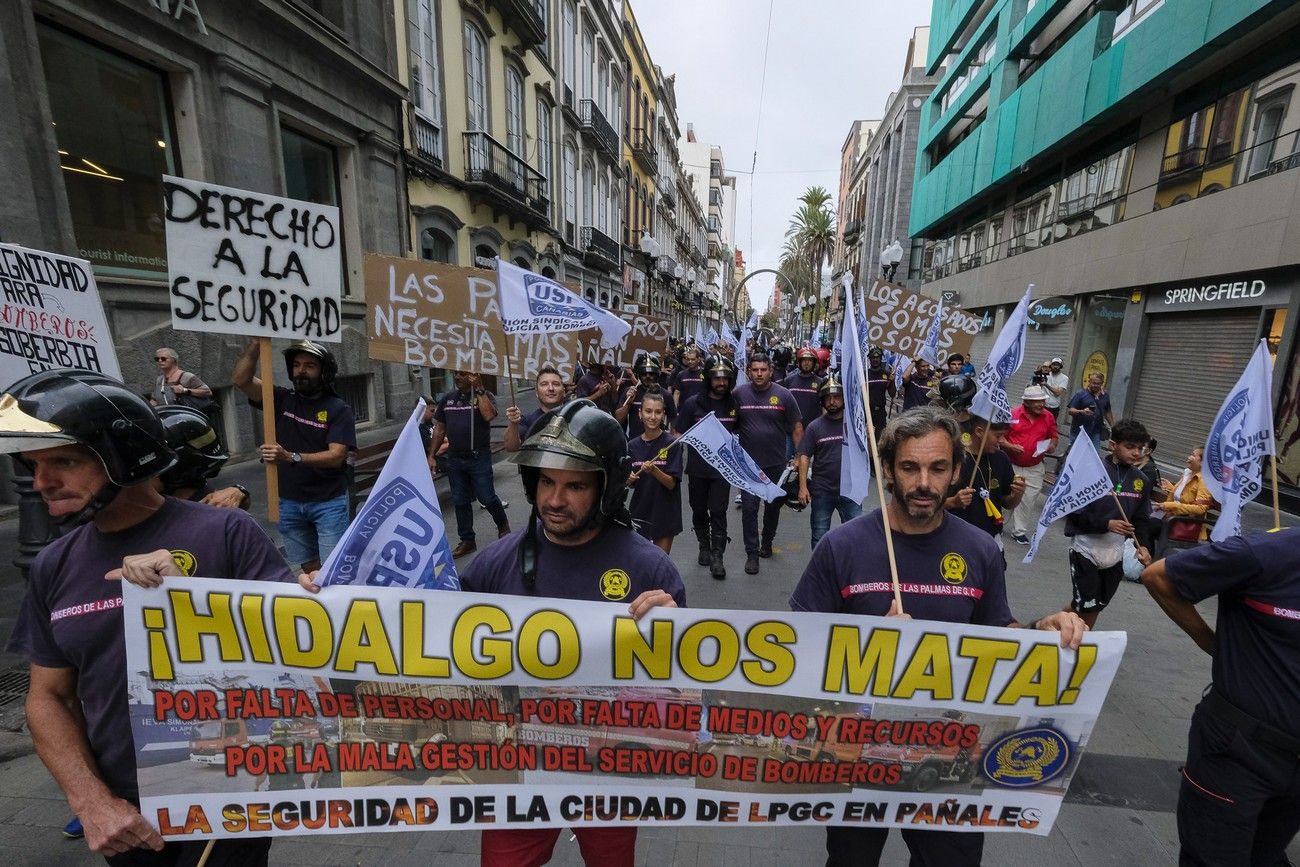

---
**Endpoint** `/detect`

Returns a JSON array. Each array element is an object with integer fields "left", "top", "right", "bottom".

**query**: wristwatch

[
  {"left": 232, "top": 483, "right": 250, "bottom": 501},
  {"left": 291, "top": 452, "right": 302, "bottom": 464}
]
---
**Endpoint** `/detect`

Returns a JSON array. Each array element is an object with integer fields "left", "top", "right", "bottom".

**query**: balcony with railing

[
  {"left": 656, "top": 254, "right": 678, "bottom": 276},
  {"left": 463, "top": 131, "right": 549, "bottom": 227},
  {"left": 1161, "top": 146, "right": 1205, "bottom": 177},
  {"left": 706, "top": 215, "right": 722, "bottom": 235},
  {"left": 842, "top": 219, "right": 861, "bottom": 241},
  {"left": 658, "top": 175, "right": 677, "bottom": 208},
  {"left": 631, "top": 128, "right": 658, "bottom": 173},
  {"left": 580, "top": 226, "right": 620, "bottom": 271},
  {"left": 487, "top": 0, "right": 546, "bottom": 47},
  {"left": 578, "top": 100, "right": 618, "bottom": 160},
  {"left": 407, "top": 108, "right": 443, "bottom": 174}
]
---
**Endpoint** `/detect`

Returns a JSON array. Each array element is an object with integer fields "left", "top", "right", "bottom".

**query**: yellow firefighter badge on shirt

[
  {"left": 1133, "top": 479, "right": 1144, "bottom": 492},
  {"left": 317, "top": 410, "right": 328, "bottom": 422},
  {"left": 170, "top": 550, "right": 197, "bottom": 577},
  {"left": 769, "top": 396, "right": 779, "bottom": 406},
  {"left": 599, "top": 569, "right": 631, "bottom": 600},
  {"left": 939, "top": 553, "right": 967, "bottom": 584}
]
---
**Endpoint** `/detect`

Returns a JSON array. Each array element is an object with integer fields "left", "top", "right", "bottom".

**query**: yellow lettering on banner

[
  {"left": 272, "top": 596, "right": 333, "bottom": 668},
  {"left": 822, "top": 626, "right": 900, "bottom": 695},
  {"left": 612, "top": 617, "right": 674, "bottom": 679},
  {"left": 742, "top": 622, "right": 796, "bottom": 687},
  {"left": 170, "top": 590, "right": 242, "bottom": 664},
  {"left": 956, "top": 636, "right": 1020, "bottom": 702},
  {"left": 453, "top": 604, "right": 514, "bottom": 678},
  {"left": 401, "top": 601, "right": 450, "bottom": 678},
  {"left": 995, "top": 644, "right": 1059, "bottom": 705},
  {"left": 678, "top": 620, "right": 740, "bottom": 683},
  {"left": 517, "top": 610, "right": 580, "bottom": 679},
  {"left": 335, "top": 599, "right": 399, "bottom": 675},
  {"left": 142, "top": 607, "right": 173, "bottom": 680},
  {"left": 892, "top": 633, "right": 954, "bottom": 700},
  {"left": 239, "top": 594, "right": 274, "bottom": 663}
]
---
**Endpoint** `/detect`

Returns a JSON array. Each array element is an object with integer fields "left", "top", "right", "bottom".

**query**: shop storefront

[{"left": 1132, "top": 268, "right": 1294, "bottom": 469}]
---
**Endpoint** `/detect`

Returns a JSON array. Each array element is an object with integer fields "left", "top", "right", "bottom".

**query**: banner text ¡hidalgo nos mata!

[{"left": 123, "top": 579, "right": 1125, "bottom": 840}]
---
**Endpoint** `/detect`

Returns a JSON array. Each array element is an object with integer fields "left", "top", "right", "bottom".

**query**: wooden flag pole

[
  {"left": 503, "top": 347, "right": 518, "bottom": 407},
  {"left": 195, "top": 840, "right": 216, "bottom": 867},
  {"left": 967, "top": 422, "right": 992, "bottom": 489},
  {"left": 1271, "top": 453, "right": 1282, "bottom": 531},
  {"left": 848, "top": 292, "right": 904, "bottom": 614},
  {"left": 259, "top": 337, "right": 279, "bottom": 523}
]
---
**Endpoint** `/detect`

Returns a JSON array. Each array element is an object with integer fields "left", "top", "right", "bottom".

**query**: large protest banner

[
  {"left": 0, "top": 242, "right": 121, "bottom": 387},
  {"left": 162, "top": 175, "right": 342, "bottom": 342},
  {"left": 364, "top": 254, "right": 671, "bottom": 378},
  {"left": 124, "top": 579, "right": 1125, "bottom": 841},
  {"left": 863, "top": 279, "right": 980, "bottom": 361}
]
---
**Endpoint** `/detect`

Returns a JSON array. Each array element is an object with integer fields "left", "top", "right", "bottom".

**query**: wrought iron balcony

[
  {"left": 487, "top": 0, "right": 546, "bottom": 48},
  {"left": 580, "top": 226, "right": 621, "bottom": 271},
  {"left": 463, "top": 131, "right": 549, "bottom": 227},
  {"left": 1161, "top": 146, "right": 1205, "bottom": 177},
  {"left": 630, "top": 128, "right": 657, "bottom": 173},
  {"left": 409, "top": 110, "right": 443, "bottom": 171},
  {"left": 842, "top": 219, "right": 861, "bottom": 240},
  {"left": 579, "top": 100, "right": 618, "bottom": 160},
  {"left": 658, "top": 175, "right": 677, "bottom": 207},
  {"left": 656, "top": 254, "right": 678, "bottom": 276}
]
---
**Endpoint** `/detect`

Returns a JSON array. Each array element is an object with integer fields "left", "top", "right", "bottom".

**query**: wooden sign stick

[{"left": 259, "top": 337, "right": 279, "bottom": 523}]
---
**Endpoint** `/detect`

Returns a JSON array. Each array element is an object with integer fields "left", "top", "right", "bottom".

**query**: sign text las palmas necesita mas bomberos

[{"left": 123, "top": 579, "right": 1125, "bottom": 841}]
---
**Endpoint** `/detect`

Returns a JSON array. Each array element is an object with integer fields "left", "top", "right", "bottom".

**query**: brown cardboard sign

[{"left": 863, "top": 279, "right": 979, "bottom": 361}]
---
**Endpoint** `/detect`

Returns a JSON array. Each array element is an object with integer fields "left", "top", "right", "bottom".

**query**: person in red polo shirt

[{"left": 1004, "top": 385, "right": 1059, "bottom": 545}]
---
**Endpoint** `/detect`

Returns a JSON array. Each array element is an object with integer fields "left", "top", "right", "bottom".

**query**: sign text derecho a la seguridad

[{"left": 124, "top": 579, "right": 1124, "bottom": 840}]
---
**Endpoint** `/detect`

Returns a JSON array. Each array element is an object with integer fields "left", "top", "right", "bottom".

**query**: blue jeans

[
  {"left": 278, "top": 493, "right": 350, "bottom": 568},
  {"left": 445, "top": 451, "right": 509, "bottom": 542},
  {"left": 810, "top": 494, "right": 862, "bottom": 549}
]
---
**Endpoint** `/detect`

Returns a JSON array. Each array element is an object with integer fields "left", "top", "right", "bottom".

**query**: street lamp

[{"left": 881, "top": 239, "right": 905, "bottom": 282}]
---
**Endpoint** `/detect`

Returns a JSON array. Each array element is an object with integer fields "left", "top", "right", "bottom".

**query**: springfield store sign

[{"left": 1146, "top": 272, "right": 1291, "bottom": 313}]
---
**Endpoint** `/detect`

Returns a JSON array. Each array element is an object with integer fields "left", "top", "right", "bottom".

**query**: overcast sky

[{"left": 634, "top": 0, "right": 932, "bottom": 314}]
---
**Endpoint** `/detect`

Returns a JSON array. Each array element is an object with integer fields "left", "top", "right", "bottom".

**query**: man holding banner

[
  {"left": 791, "top": 406, "right": 1087, "bottom": 866},
  {"left": 460, "top": 399, "right": 684, "bottom": 865},
  {"left": 232, "top": 338, "right": 355, "bottom": 573},
  {"left": 733, "top": 352, "right": 803, "bottom": 574},
  {"left": 0, "top": 370, "right": 293, "bottom": 864}
]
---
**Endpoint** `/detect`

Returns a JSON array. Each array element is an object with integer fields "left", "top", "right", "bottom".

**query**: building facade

[
  {"left": 680, "top": 130, "right": 736, "bottom": 333},
  {"left": 911, "top": 0, "right": 1300, "bottom": 491},
  {"left": 1, "top": 0, "right": 412, "bottom": 470},
  {"left": 620, "top": 0, "right": 656, "bottom": 309}
]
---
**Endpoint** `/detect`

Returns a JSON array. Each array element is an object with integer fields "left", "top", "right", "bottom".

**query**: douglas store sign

[{"left": 1144, "top": 269, "right": 1294, "bottom": 313}]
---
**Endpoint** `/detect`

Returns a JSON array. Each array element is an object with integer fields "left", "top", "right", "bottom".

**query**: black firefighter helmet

[
  {"left": 819, "top": 375, "right": 845, "bottom": 404},
  {"left": 704, "top": 353, "right": 737, "bottom": 384},
  {"left": 632, "top": 353, "right": 662, "bottom": 377},
  {"left": 512, "top": 399, "right": 631, "bottom": 520},
  {"left": 0, "top": 369, "right": 175, "bottom": 523},
  {"left": 156, "top": 405, "right": 228, "bottom": 493},
  {"left": 283, "top": 340, "right": 338, "bottom": 389},
  {"left": 932, "top": 374, "right": 977, "bottom": 412}
]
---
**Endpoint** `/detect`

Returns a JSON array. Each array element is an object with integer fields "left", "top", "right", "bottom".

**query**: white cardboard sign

[
  {"left": 0, "top": 242, "right": 122, "bottom": 388},
  {"left": 162, "top": 175, "right": 342, "bottom": 341}
]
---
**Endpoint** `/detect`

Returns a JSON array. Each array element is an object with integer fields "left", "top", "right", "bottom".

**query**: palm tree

[{"left": 785, "top": 188, "right": 836, "bottom": 336}]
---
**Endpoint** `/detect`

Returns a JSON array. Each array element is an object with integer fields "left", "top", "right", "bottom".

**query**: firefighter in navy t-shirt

[
  {"left": 944, "top": 414, "right": 1024, "bottom": 553},
  {"left": 1142, "top": 529, "right": 1300, "bottom": 864},
  {"left": 782, "top": 347, "right": 825, "bottom": 430},
  {"left": 1, "top": 370, "right": 293, "bottom": 865},
  {"left": 789, "top": 406, "right": 1086, "bottom": 867},
  {"left": 676, "top": 354, "right": 740, "bottom": 579}
]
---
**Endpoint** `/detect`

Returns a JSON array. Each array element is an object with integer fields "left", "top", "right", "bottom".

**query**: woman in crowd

[
  {"left": 627, "top": 391, "right": 682, "bottom": 554},
  {"left": 1158, "top": 446, "right": 1218, "bottom": 541}
]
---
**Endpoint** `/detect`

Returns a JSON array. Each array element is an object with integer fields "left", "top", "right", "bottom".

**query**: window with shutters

[
  {"left": 464, "top": 21, "right": 488, "bottom": 132},
  {"left": 505, "top": 66, "right": 525, "bottom": 155}
]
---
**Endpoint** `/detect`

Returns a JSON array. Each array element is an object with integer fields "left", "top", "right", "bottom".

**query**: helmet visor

[
  {"left": 0, "top": 394, "right": 78, "bottom": 455},
  {"left": 509, "top": 412, "right": 605, "bottom": 473}
]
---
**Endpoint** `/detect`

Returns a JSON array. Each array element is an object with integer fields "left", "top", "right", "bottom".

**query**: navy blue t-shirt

[
  {"left": 790, "top": 509, "right": 1013, "bottom": 626},
  {"left": 575, "top": 372, "right": 615, "bottom": 413},
  {"left": 435, "top": 389, "right": 496, "bottom": 453},
  {"left": 628, "top": 431, "right": 684, "bottom": 541},
  {"left": 622, "top": 385, "right": 677, "bottom": 439},
  {"left": 902, "top": 371, "right": 935, "bottom": 410},
  {"left": 781, "top": 371, "right": 825, "bottom": 428},
  {"left": 948, "top": 449, "right": 1016, "bottom": 537},
  {"left": 254, "top": 386, "right": 356, "bottom": 501},
  {"left": 519, "top": 406, "right": 548, "bottom": 438},
  {"left": 1165, "top": 529, "right": 1300, "bottom": 732},
  {"left": 676, "top": 393, "right": 738, "bottom": 480},
  {"left": 797, "top": 415, "right": 846, "bottom": 498},
  {"left": 1068, "top": 388, "right": 1112, "bottom": 438},
  {"left": 733, "top": 381, "right": 802, "bottom": 468},
  {"left": 6, "top": 499, "right": 293, "bottom": 800},
  {"left": 462, "top": 522, "right": 687, "bottom": 606},
  {"left": 672, "top": 367, "right": 706, "bottom": 407}
]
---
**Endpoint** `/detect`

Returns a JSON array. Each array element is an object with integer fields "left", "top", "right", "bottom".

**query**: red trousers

[{"left": 480, "top": 827, "right": 637, "bottom": 867}]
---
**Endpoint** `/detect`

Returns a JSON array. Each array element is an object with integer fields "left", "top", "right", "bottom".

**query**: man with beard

[
  {"left": 676, "top": 353, "right": 740, "bottom": 578},
  {"left": 1067, "top": 373, "right": 1114, "bottom": 450},
  {"left": 901, "top": 358, "right": 938, "bottom": 410},
  {"left": 2, "top": 370, "right": 292, "bottom": 864},
  {"left": 782, "top": 348, "right": 826, "bottom": 433},
  {"left": 458, "top": 399, "right": 684, "bottom": 866},
  {"left": 574, "top": 357, "right": 622, "bottom": 414},
  {"left": 233, "top": 339, "right": 356, "bottom": 573},
  {"left": 796, "top": 376, "right": 861, "bottom": 549},
  {"left": 505, "top": 365, "right": 567, "bottom": 451},
  {"left": 733, "top": 352, "right": 803, "bottom": 575},
  {"left": 671, "top": 346, "right": 707, "bottom": 408},
  {"left": 789, "top": 406, "right": 1087, "bottom": 867},
  {"left": 427, "top": 370, "right": 512, "bottom": 558},
  {"left": 614, "top": 354, "right": 676, "bottom": 439},
  {"left": 1004, "top": 385, "right": 1059, "bottom": 545}
]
